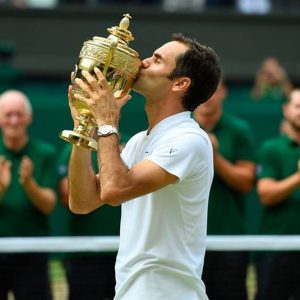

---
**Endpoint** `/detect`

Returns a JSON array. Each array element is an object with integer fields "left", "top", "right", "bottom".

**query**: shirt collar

[
  {"left": 0, "top": 136, "right": 30, "bottom": 157},
  {"left": 147, "top": 111, "right": 192, "bottom": 137}
]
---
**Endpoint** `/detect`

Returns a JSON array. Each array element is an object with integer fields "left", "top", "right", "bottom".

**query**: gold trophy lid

[{"left": 106, "top": 13, "right": 134, "bottom": 45}]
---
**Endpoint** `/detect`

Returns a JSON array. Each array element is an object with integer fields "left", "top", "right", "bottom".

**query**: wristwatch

[{"left": 97, "top": 125, "right": 119, "bottom": 137}]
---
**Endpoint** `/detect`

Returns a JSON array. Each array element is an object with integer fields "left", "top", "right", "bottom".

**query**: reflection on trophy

[{"left": 59, "top": 13, "right": 141, "bottom": 151}]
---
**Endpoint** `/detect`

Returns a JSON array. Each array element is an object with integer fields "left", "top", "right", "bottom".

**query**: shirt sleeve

[
  {"left": 146, "top": 133, "right": 212, "bottom": 181},
  {"left": 57, "top": 144, "right": 72, "bottom": 180},
  {"left": 257, "top": 141, "right": 280, "bottom": 179}
]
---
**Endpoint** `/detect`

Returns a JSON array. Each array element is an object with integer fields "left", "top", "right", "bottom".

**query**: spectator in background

[
  {"left": 194, "top": 80, "right": 256, "bottom": 300},
  {"left": 163, "top": 0, "right": 205, "bottom": 12},
  {"left": 255, "top": 88, "right": 300, "bottom": 300},
  {"left": 0, "top": 90, "right": 57, "bottom": 300},
  {"left": 0, "top": 0, "right": 57, "bottom": 8},
  {"left": 251, "top": 57, "right": 293, "bottom": 102},
  {"left": 237, "top": 0, "right": 271, "bottom": 14},
  {"left": 59, "top": 0, "right": 160, "bottom": 5},
  {"left": 57, "top": 143, "right": 121, "bottom": 300}
]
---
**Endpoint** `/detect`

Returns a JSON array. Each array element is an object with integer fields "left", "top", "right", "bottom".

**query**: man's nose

[
  {"left": 10, "top": 115, "right": 20, "bottom": 124},
  {"left": 141, "top": 59, "right": 150, "bottom": 68}
]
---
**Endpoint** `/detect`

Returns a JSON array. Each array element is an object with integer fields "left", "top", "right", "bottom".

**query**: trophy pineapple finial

[
  {"left": 107, "top": 13, "right": 134, "bottom": 44},
  {"left": 120, "top": 14, "right": 131, "bottom": 31}
]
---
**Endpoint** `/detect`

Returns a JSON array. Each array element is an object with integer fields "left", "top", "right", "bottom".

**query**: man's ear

[
  {"left": 172, "top": 77, "right": 191, "bottom": 92},
  {"left": 27, "top": 113, "right": 33, "bottom": 126},
  {"left": 283, "top": 103, "right": 288, "bottom": 119}
]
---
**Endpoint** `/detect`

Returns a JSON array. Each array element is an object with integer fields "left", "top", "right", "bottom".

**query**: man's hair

[
  {"left": 285, "top": 88, "right": 300, "bottom": 104},
  {"left": 168, "top": 32, "right": 221, "bottom": 111}
]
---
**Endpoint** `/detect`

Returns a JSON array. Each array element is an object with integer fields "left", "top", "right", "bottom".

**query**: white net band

[{"left": 0, "top": 235, "right": 300, "bottom": 253}]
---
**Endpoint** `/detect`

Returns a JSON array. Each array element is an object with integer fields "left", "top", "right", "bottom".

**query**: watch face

[
  {"left": 97, "top": 125, "right": 118, "bottom": 137},
  {"left": 101, "top": 125, "right": 111, "bottom": 134}
]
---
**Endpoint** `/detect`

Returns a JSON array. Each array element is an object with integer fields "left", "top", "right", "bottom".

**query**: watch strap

[{"left": 97, "top": 125, "right": 119, "bottom": 137}]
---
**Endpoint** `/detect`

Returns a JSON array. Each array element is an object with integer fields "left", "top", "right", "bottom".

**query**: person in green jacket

[
  {"left": 251, "top": 57, "right": 293, "bottom": 103},
  {"left": 194, "top": 80, "right": 256, "bottom": 300},
  {"left": 256, "top": 88, "right": 300, "bottom": 300},
  {"left": 0, "top": 90, "right": 57, "bottom": 300}
]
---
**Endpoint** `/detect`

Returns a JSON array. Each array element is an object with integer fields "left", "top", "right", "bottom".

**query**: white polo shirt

[{"left": 115, "top": 111, "right": 213, "bottom": 300}]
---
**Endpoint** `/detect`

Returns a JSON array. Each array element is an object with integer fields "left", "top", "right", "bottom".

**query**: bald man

[{"left": 0, "top": 90, "right": 57, "bottom": 300}]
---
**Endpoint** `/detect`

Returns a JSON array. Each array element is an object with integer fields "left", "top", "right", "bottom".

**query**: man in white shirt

[{"left": 67, "top": 32, "right": 221, "bottom": 300}]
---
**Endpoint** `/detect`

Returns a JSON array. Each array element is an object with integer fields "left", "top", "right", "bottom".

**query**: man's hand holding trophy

[{"left": 60, "top": 14, "right": 141, "bottom": 151}]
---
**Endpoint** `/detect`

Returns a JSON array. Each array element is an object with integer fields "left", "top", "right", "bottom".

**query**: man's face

[
  {"left": 0, "top": 94, "right": 32, "bottom": 140},
  {"left": 260, "top": 58, "right": 284, "bottom": 85},
  {"left": 133, "top": 41, "right": 188, "bottom": 97},
  {"left": 284, "top": 91, "right": 300, "bottom": 132}
]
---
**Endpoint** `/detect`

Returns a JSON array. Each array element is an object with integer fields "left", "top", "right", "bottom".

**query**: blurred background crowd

[
  {"left": 1, "top": 0, "right": 300, "bottom": 13},
  {"left": 0, "top": 1, "right": 300, "bottom": 300}
]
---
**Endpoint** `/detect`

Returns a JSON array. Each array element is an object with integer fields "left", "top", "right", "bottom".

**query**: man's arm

[
  {"left": 68, "top": 145, "right": 101, "bottom": 214},
  {"left": 257, "top": 173, "right": 300, "bottom": 207},
  {"left": 209, "top": 133, "right": 256, "bottom": 193},
  {"left": 68, "top": 68, "right": 178, "bottom": 214},
  {"left": 214, "top": 156, "right": 256, "bottom": 193},
  {"left": 22, "top": 179, "right": 56, "bottom": 215},
  {"left": 59, "top": 177, "right": 69, "bottom": 207},
  {"left": 0, "top": 156, "right": 11, "bottom": 200},
  {"left": 69, "top": 134, "right": 178, "bottom": 213},
  {"left": 20, "top": 156, "right": 56, "bottom": 215},
  {"left": 98, "top": 134, "right": 178, "bottom": 205}
]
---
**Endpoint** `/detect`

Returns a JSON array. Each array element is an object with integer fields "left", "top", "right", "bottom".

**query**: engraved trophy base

[{"left": 59, "top": 130, "right": 97, "bottom": 151}]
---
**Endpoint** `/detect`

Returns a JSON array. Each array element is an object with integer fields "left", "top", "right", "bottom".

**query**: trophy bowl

[{"left": 59, "top": 14, "right": 141, "bottom": 151}]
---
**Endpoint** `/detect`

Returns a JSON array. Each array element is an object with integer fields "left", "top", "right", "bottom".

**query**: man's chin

[
  {"left": 131, "top": 87, "right": 143, "bottom": 96},
  {"left": 132, "top": 80, "right": 142, "bottom": 94}
]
